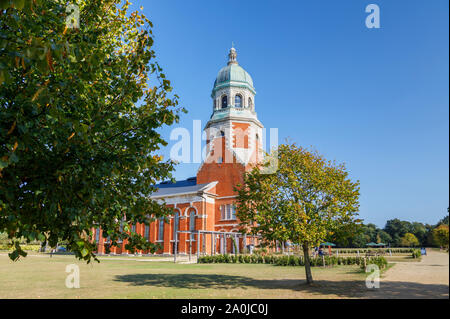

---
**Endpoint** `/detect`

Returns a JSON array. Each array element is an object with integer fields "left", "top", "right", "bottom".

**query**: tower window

[
  {"left": 220, "top": 131, "right": 225, "bottom": 137},
  {"left": 235, "top": 94, "right": 242, "bottom": 107},
  {"left": 221, "top": 95, "right": 228, "bottom": 108},
  {"left": 248, "top": 97, "right": 253, "bottom": 108}
]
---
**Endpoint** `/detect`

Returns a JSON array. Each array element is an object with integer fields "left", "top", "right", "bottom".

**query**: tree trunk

[{"left": 302, "top": 243, "right": 314, "bottom": 284}]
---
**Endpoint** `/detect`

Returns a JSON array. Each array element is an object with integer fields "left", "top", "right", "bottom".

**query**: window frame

[
  {"left": 158, "top": 218, "right": 164, "bottom": 241},
  {"left": 221, "top": 95, "right": 228, "bottom": 108},
  {"left": 235, "top": 94, "right": 242, "bottom": 108}
]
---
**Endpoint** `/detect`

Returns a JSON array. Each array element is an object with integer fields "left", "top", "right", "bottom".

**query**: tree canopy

[
  {"left": 400, "top": 233, "right": 419, "bottom": 247},
  {"left": 0, "top": 0, "right": 183, "bottom": 262},
  {"left": 235, "top": 144, "right": 361, "bottom": 284}
]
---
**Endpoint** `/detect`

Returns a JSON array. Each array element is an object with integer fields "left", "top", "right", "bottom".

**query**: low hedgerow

[
  {"left": 359, "top": 256, "right": 388, "bottom": 270},
  {"left": 0, "top": 244, "right": 41, "bottom": 252},
  {"left": 198, "top": 254, "right": 388, "bottom": 268},
  {"left": 335, "top": 248, "right": 414, "bottom": 254}
]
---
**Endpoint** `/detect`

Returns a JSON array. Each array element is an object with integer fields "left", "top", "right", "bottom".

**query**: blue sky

[{"left": 135, "top": 0, "right": 448, "bottom": 228}]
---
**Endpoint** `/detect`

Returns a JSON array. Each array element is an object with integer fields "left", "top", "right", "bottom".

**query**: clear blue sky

[{"left": 135, "top": 0, "right": 449, "bottom": 228}]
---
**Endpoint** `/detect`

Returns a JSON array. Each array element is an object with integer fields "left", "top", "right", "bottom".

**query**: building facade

[{"left": 95, "top": 47, "right": 263, "bottom": 255}]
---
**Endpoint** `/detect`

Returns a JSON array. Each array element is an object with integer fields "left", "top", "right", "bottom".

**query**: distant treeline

[{"left": 329, "top": 214, "right": 449, "bottom": 248}]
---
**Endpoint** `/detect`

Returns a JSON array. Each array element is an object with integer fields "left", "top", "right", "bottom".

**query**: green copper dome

[
  {"left": 212, "top": 47, "right": 255, "bottom": 95},
  {"left": 214, "top": 64, "right": 254, "bottom": 88}
]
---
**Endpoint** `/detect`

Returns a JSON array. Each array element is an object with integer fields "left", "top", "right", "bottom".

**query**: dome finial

[{"left": 228, "top": 43, "right": 237, "bottom": 65}]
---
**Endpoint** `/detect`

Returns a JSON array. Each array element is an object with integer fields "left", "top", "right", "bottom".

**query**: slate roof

[{"left": 151, "top": 177, "right": 217, "bottom": 198}]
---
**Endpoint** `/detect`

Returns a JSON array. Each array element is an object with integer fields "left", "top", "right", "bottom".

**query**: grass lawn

[{"left": 0, "top": 252, "right": 379, "bottom": 299}]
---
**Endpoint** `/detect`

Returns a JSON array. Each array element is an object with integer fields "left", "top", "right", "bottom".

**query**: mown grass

[{"left": 0, "top": 252, "right": 381, "bottom": 299}]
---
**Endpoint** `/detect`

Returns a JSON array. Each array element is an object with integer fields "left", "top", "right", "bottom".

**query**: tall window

[
  {"left": 95, "top": 228, "right": 100, "bottom": 242},
  {"left": 173, "top": 211, "right": 179, "bottom": 240},
  {"left": 189, "top": 210, "right": 196, "bottom": 240},
  {"left": 248, "top": 97, "right": 253, "bottom": 108},
  {"left": 144, "top": 224, "right": 150, "bottom": 241},
  {"left": 235, "top": 94, "right": 242, "bottom": 107},
  {"left": 221, "top": 95, "right": 228, "bottom": 108},
  {"left": 158, "top": 218, "right": 164, "bottom": 241},
  {"left": 220, "top": 205, "right": 225, "bottom": 220},
  {"left": 131, "top": 224, "right": 136, "bottom": 233}
]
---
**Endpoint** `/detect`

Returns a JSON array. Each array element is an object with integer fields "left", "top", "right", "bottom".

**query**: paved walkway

[{"left": 367, "top": 249, "right": 449, "bottom": 298}]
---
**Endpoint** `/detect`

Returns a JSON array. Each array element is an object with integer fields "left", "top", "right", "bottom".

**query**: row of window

[
  {"left": 97, "top": 214, "right": 197, "bottom": 243},
  {"left": 217, "top": 95, "right": 253, "bottom": 109},
  {"left": 96, "top": 205, "right": 237, "bottom": 244}
]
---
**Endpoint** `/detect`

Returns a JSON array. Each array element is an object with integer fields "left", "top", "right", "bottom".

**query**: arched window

[
  {"left": 158, "top": 218, "right": 164, "bottom": 241},
  {"left": 189, "top": 209, "right": 196, "bottom": 241},
  {"left": 95, "top": 228, "right": 100, "bottom": 242},
  {"left": 248, "top": 97, "right": 253, "bottom": 109},
  {"left": 144, "top": 224, "right": 150, "bottom": 241},
  {"left": 220, "top": 131, "right": 225, "bottom": 137},
  {"left": 235, "top": 94, "right": 242, "bottom": 107},
  {"left": 221, "top": 95, "right": 228, "bottom": 108},
  {"left": 173, "top": 211, "right": 180, "bottom": 240}
]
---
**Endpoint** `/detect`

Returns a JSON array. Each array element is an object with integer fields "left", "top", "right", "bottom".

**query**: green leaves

[
  {"left": 236, "top": 144, "right": 361, "bottom": 247},
  {"left": 8, "top": 241, "right": 28, "bottom": 261},
  {"left": 1, "top": 0, "right": 182, "bottom": 262}
]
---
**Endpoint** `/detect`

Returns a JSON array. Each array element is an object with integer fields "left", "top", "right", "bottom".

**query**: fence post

[
  {"left": 174, "top": 230, "right": 178, "bottom": 263},
  {"left": 197, "top": 231, "right": 200, "bottom": 262}
]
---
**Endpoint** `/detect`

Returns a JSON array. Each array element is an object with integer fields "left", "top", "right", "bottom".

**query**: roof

[
  {"left": 151, "top": 178, "right": 217, "bottom": 198},
  {"left": 212, "top": 47, "right": 255, "bottom": 95},
  {"left": 156, "top": 177, "right": 197, "bottom": 189}
]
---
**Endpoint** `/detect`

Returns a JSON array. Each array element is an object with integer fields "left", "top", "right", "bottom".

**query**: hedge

[
  {"left": 334, "top": 248, "right": 414, "bottom": 254},
  {"left": 198, "top": 254, "right": 388, "bottom": 269},
  {"left": 411, "top": 249, "right": 421, "bottom": 259},
  {"left": 0, "top": 244, "right": 41, "bottom": 252}
]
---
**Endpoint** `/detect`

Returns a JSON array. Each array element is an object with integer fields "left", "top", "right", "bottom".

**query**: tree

[
  {"left": 0, "top": 0, "right": 183, "bottom": 262},
  {"left": 410, "top": 222, "right": 428, "bottom": 246},
  {"left": 400, "top": 233, "right": 419, "bottom": 247},
  {"left": 432, "top": 225, "right": 449, "bottom": 249},
  {"left": 376, "top": 230, "right": 392, "bottom": 245},
  {"left": 384, "top": 219, "right": 412, "bottom": 246},
  {"left": 235, "top": 144, "right": 360, "bottom": 284}
]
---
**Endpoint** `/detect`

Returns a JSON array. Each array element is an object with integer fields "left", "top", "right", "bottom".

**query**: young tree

[
  {"left": 0, "top": 0, "right": 183, "bottom": 262},
  {"left": 235, "top": 144, "right": 360, "bottom": 284},
  {"left": 400, "top": 233, "right": 419, "bottom": 247},
  {"left": 432, "top": 225, "right": 449, "bottom": 249}
]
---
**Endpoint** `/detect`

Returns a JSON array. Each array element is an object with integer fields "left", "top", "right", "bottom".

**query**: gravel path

[{"left": 367, "top": 249, "right": 449, "bottom": 298}]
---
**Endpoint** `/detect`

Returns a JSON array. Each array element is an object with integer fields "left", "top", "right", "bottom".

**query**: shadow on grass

[{"left": 113, "top": 273, "right": 449, "bottom": 298}]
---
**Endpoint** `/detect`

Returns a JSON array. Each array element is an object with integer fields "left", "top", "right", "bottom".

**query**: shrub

[
  {"left": 360, "top": 256, "right": 388, "bottom": 270},
  {"left": 411, "top": 249, "right": 421, "bottom": 259},
  {"left": 0, "top": 244, "right": 41, "bottom": 252},
  {"left": 198, "top": 254, "right": 388, "bottom": 269}
]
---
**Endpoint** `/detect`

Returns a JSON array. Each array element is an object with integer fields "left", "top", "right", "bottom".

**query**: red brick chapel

[{"left": 94, "top": 46, "right": 264, "bottom": 255}]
